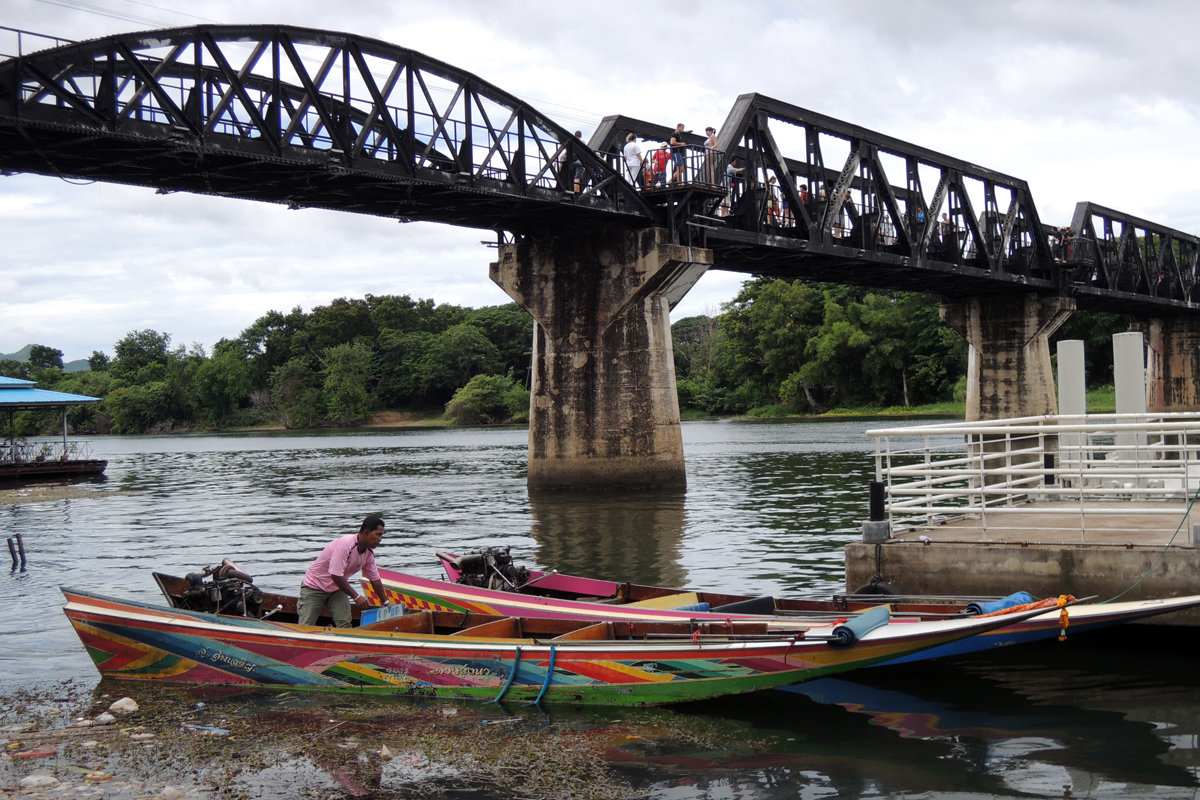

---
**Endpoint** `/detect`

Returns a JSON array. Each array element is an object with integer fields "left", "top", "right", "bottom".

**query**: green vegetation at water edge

[{"left": 2, "top": 280, "right": 1130, "bottom": 435}]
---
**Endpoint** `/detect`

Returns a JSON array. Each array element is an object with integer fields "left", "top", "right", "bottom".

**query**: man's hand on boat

[{"left": 332, "top": 574, "right": 388, "bottom": 608}]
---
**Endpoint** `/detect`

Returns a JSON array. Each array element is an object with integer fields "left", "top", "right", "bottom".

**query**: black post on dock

[
  {"left": 862, "top": 481, "right": 890, "bottom": 543},
  {"left": 868, "top": 481, "right": 885, "bottom": 521}
]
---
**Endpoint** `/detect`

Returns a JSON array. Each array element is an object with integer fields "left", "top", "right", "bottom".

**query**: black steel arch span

[
  {"left": 0, "top": 25, "right": 651, "bottom": 231},
  {"left": 593, "top": 97, "right": 1055, "bottom": 297},
  {"left": 2, "top": 25, "right": 1198, "bottom": 316},
  {"left": 594, "top": 96, "right": 1200, "bottom": 315},
  {"left": 1067, "top": 201, "right": 1200, "bottom": 311}
]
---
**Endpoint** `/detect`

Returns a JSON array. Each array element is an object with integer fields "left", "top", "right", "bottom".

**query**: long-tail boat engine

[
  {"left": 178, "top": 558, "right": 263, "bottom": 617},
  {"left": 446, "top": 546, "right": 531, "bottom": 592}
]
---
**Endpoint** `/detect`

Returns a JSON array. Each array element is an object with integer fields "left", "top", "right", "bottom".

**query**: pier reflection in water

[{"left": 1, "top": 418, "right": 1198, "bottom": 798}]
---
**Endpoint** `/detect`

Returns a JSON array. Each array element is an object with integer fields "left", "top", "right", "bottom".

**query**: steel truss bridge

[{"left": 1, "top": 24, "right": 1197, "bottom": 316}]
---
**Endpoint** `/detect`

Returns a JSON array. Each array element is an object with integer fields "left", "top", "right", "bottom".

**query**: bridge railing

[
  {"left": 603, "top": 142, "right": 726, "bottom": 192},
  {"left": 867, "top": 413, "right": 1200, "bottom": 543},
  {"left": 0, "top": 26, "right": 72, "bottom": 60}
]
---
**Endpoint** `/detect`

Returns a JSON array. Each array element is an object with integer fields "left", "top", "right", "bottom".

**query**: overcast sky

[{"left": 3, "top": 0, "right": 1199, "bottom": 362}]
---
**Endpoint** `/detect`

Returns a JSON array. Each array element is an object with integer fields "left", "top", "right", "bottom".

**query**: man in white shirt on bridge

[{"left": 623, "top": 133, "right": 646, "bottom": 187}]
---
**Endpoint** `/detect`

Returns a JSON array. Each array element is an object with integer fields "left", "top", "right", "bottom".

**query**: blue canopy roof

[{"left": 0, "top": 375, "right": 100, "bottom": 409}]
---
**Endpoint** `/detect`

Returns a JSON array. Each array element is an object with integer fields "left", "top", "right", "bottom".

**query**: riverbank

[
  {"left": 0, "top": 680, "right": 758, "bottom": 800},
  {"left": 0, "top": 482, "right": 105, "bottom": 506}
]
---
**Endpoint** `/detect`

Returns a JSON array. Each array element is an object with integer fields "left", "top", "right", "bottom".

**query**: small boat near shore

[
  {"left": 369, "top": 548, "right": 1200, "bottom": 664},
  {"left": 62, "top": 566, "right": 1053, "bottom": 707}
]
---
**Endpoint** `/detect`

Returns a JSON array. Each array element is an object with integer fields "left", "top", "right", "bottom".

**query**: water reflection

[{"left": 529, "top": 489, "right": 688, "bottom": 586}]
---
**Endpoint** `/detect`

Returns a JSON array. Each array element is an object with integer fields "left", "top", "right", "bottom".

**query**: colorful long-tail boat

[
  {"left": 367, "top": 548, "right": 1200, "bottom": 663},
  {"left": 63, "top": 580, "right": 1053, "bottom": 707}
]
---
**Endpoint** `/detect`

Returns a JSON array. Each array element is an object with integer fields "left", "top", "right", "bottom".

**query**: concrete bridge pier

[
  {"left": 491, "top": 227, "right": 712, "bottom": 490},
  {"left": 1134, "top": 316, "right": 1200, "bottom": 412},
  {"left": 940, "top": 293, "right": 1076, "bottom": 420}
]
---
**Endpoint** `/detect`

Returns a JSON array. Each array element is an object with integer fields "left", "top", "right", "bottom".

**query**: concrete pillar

[
  {"left": 940, "top": 293, "right": 1075, "bottom": 420},
  {"left": 1056, "top": 340, "right": 1086, "bottom": 417},
  {"left": 1056, "top": 339, "right": 1086, "bottom": 480},
  {"left": 490, "top": 227, "right": 712, "bottom": 490},
  {"left": 1133, "top": 317, "right": 1200, "bottom": 412},
  {"left": 1113, "top": 331, "right": 1147, "bottom": 415},
  {"left": 1112, "top": 331, "right": 1148, "bottom": 465}
]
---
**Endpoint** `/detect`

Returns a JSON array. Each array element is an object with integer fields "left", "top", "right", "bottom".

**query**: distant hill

[{"left": 0, "top": 344, "right": 90, "bottom": 373}]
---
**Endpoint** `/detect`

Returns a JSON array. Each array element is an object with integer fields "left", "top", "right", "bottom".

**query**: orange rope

[
  {"left": 977, "top": 594, "right": 1076, "bottom": 618},
  {"left": 1057, "top": 594, "right": 1071, "bottom": 641}
]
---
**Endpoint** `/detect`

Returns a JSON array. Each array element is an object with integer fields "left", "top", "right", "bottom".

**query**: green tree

[
  {"left": 293, "top": 297, "right": 376, "bottom": 359},
  {"left": 367, "top": 293, "right": 466, "bottom": 334},
  {"left": 444, "top": 374, "right": 529, "bottom": 425},
  {"left": 104, "top": 382, "right": 172, "bottom": 433},
  {"left": 269, "top": 357, "right": 324, "bottom": 429},
  {"left": 28, "top": 344, "right": 63, "bottom": 370},
  {"left": 798, "top": 294, "right": 872, "bottom": 408},
  {"left": 322, "top": 341, "right": 377, "bottom": 426},
  {"left": 236, "top": 307, "right": 309, "bottom": 388},
  {"left": 87, "top": 351, "right": 111, "bottom": 372},
  {"left": 52, "top": 370, "right": 114, "bottom": 433},
  {"left": 465, "top": 304, "right": 533, "bottom": 385},
  {"left": 672, "top": 314, "right": 720, "bottom": 379},
  {"left": 419, "top": 323, "right": 504, "bottom": 402},
  {"left": 719, "top": 278, "right": 825, "bottom": 412},
  {"left": 375, "top": 329, "right": 437, "bottom": 406},
  {"left": 194, "top": 340, "right": 254, "bottom": 424},
  {"left": 111, "top": 329, "right": 171, "bottom": 382},
  {"left": 0, "top": 359, "right": 30, "bottom": 380}
]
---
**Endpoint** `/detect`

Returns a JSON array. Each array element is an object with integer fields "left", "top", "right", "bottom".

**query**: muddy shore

[{"left": 0, "top": 680, "right": 761, "bottom": 799}]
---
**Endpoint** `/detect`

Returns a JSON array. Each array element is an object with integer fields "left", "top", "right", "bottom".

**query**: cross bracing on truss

[
  {"left": 0, "top": 25, "right": 651, "bottom": 231},
  {"left": 2, "top": 24, "right": 1199, "bottom": 314}
]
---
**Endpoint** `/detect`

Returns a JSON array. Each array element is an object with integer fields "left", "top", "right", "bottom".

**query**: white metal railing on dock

[
  {"left": 1, "top": 439, "right": 99, "bottom": 465},
  {"left": 867, "top": 413, "right": 1200, "bottom": 543}
]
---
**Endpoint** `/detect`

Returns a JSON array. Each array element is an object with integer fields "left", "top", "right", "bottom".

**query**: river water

[{"left": 2, "top": 419, "right": 1199, "bottom": 799}]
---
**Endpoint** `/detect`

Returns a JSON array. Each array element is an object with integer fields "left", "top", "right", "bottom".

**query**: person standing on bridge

[
  {"left": 765, "top": 176, "right": 779, "bottom": 225},
  {"left": 722, "top": 157, "right": 746, "bottom": 216},
  {"left": 572, "top": 131, "right": 588, "bottom": 193},
  {"left": 649, "top": 144, "right": 670, "bottom": 188},
  {"left": 297, "top": 515, "right": 388, "bottom": 627},
  {"left": 703, "top": 127, "right": 718, "bottom": 184},
  {"left": 623, "top": 133, "right": 646, "bottom": 187},
  {"left": 669, "top": 124, "right": 688, "bottom": 185}
]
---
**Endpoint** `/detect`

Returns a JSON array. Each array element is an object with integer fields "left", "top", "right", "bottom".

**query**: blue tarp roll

[
  {"left": 671, "top": 602, "right": 712, "bottom": 613},
  {"left": 965, "top": 591, "right": 1033, "bottom": 616},
  {"left": 830, "top": 605, "right": 891, "bottom": 647}
]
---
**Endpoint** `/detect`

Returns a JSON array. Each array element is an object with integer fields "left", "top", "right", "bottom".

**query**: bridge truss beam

[
  {"left": 1067, "top": 201, "right": 1200, "bottom": 312},
  {"left": 703, "top": 93, "right": 1057, "bottom": 297},
  {"left": 0, "top": 25, "right": 652, "bottom": 231}
]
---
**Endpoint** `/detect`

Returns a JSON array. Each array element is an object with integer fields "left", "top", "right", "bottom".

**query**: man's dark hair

[{"left": 360, "top": 515, "right": 385, "bottom": 533}]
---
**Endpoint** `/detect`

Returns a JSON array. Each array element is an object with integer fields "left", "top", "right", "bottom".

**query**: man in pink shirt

[{"left": 298, "top": 515, "right": 388, "bottom": 627}]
